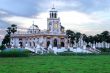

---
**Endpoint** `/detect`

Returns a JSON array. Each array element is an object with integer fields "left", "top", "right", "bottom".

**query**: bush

[
  {"left": 42, "top": 53, "right": 56, "bottom": 56},
  {"left": 0, "top": 45, "right": 6, "bottom": 51},
  {"left": 0, "top": 48, "right": 30, "bottom": 57},
  {"left": 57, "top": 52, "right": 98, "bottom": 56},
  {"left": 97, "top": 48, "right": 110, "bottom": 52},
  {"left": 57, "top": 52, "right": 75, "bottom": 56}
]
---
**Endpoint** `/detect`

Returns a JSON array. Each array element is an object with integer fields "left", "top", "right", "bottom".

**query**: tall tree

[
  {"left": 101, "top": 31, "right": 109, "bottom": 48},
  {"left": 2, "top": 34, "right": 10, "bottom": 46},
  {"left": 75, "top": 32, "right": 81, "bottom": 47},
  {"left": 82, "top": 34, "right": 89, "bottom": 45},
  {"left": 7, "top": 27, "right": 11, "bottom": 36},
  {"left": 11, "top": 24, "right": 17, "bottom": 34},
  {"left": 66, "top": 30, "right": 75, "bottom": 46},
  {"left": 2, "top": 24, "right": 17, "bottom": 47},
  {"left": 88, "top": 36, "right": 94, "bottom": 47}
]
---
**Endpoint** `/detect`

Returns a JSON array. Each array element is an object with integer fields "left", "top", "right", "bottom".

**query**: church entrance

[
  {"left": 47, "top": 41, "right": 50, "bottom": 48},
  {"left": 54, "top": 39, "right": 57, "bottom": 47},
  {"left": 61, "top": 42, "right": 64, "bottom": 47}
]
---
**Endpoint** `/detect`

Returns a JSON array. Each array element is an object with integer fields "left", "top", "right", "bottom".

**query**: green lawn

[{"left": 0, "top": 55, "right": 110, "bottom": 73}]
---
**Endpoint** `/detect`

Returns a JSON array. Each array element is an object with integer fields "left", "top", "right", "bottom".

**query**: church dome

[
  {"left": 27, "top": 24, "right": 40, "bottom": 34},
  {"left": 50, "top": 7, "right": 57, "bottom": 12},
  {"left": 29, "top": 24, "right": 39, "bottom": 30}
]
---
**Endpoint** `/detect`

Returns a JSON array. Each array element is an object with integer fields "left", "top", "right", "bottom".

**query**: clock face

[{"left": 54, "top": 24, "right": 58, "bottom": 29}]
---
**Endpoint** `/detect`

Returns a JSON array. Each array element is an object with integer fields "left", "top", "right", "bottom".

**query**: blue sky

[{"left": 0, "top": 0, "right": 110, "bottom": 42}]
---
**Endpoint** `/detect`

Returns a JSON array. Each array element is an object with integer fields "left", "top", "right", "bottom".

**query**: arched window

[
  {"left": 54, "top": 39, "right": 57, "bottom": 47},
  {"left": 61, "top": 42, "right": 65, "bottom": 47},
  {"left": 19, "top": 42, "right": 23, "bottom": 47},
  {"left": 52, "top": 13, "right": 53, "bottom": 18},
  {"left": 55, "top": 13, "right": 57, "bottom": 18},
  {"left": 47, "top": 41, "right": 50, "bottom": 48}
]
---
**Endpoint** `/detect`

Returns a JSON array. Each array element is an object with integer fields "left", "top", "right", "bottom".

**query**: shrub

[
  {"left": 0, "top": 48, "right": 30, "bottom": 57},
  {"left": 57, "top": 52, "right": 98, "bottom": 56},
  {"left": 0, "top": 45, "right": 6, "bottom": 51},
  {"left": 57, "top": 52, "right": 75, "bottom": 56},
  {"left": 42, "top": 53, "right": 56, "bottom": 56}
]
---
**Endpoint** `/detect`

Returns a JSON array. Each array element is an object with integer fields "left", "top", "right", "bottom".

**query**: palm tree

[
  {"left": 6, "top": 27, "right": 11, "bottom": 36},
  {"left": 11, "top": 24, "right": 17, "bottom": 34},
  {"left": 2, "top": 24, "right": 17, "bottom": 48}
]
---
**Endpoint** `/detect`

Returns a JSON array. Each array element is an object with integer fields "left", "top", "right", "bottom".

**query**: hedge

[{"left": 0, "top": 48, "right": 30, "bottom": 57}]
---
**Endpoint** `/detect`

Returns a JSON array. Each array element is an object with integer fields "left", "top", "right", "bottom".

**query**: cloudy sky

[{"left": 0, "top": 0, "right": 110, "bottom": 42}]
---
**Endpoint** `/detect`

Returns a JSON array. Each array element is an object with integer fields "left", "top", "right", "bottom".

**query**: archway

[
  {"left": 61, "top": 42, "right": 65, "bottom": 47},
  {"left": 47, "top": 41, "right": 50, "bottom": 48},
  {"left": 19, "top": 42, "right": 23, "bottom": 47},
  {"left": 54, "top": 39, "right": 57, "bottom": 47}
]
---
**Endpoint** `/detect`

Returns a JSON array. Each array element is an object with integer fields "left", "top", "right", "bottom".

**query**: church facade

[{"left": 11, "top": 7, "right": 68, "bottom": 49}]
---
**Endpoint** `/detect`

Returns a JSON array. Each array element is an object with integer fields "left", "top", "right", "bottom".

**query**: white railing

[{"left": 11, "top": 31, "right": 66, "bottom": 37}]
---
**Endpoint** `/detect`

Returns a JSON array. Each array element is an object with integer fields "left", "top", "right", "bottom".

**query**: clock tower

[{"left": 47, "top": 7, "right": 62, "bottom": 34}]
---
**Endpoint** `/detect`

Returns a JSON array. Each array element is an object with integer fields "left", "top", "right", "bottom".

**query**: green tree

[
  {"left": 66, "top": 30, "right": 75, "bottom": 46},
  {"left": 101, "top": 31, "right": 109, "bottom": 48},
  {"left": 0, "top": 44, "right": 6, "bottom": 50},
  {"left": 11, "top": 24, "right": 17, "bottom": 34},
  {"left": 75, "top": 32, "right": 81, "bottom": 47},
  {"left": 82, "top": 34, "right": 89, "bottom": 45},
  {"left": 2, "top": 34, "right": 10, "bottom": 47},
  {"left": 2, "top": 24, "right": 17, "bottom": 48},
  {"left": 88, "top": 36, "right": 94, "bottom": 47},
  {"left": 7, "top": 27, "right": 11, "bottom": 36}
]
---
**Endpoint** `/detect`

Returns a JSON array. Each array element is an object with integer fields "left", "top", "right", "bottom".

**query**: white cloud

[{"left": 1, "top": 9, "right": 110, "bottom": 36}]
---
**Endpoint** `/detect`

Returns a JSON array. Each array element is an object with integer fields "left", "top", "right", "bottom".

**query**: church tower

[{"left": 47, "top": 6, "right": 62, "bottom": 34}]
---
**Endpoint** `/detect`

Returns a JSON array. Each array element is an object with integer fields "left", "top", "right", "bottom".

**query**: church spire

[
  {"left": 52, "top": 3, "right": 55, "bottom": 9},
  {"left": 49, "top": 4, "right": 57, "bottom": 18}
]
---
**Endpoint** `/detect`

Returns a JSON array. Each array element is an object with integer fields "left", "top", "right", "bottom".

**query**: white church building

[
  {"left": 11, "top": 7, "right": 68, "bottom": 49},
  {"left": 10, "top": 7, "right": 101, "bottom": 53}
]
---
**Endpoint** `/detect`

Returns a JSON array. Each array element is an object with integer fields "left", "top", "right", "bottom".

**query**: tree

[
  {"left": 2, "top": 27, "right": 11, "bottom": 46},
  {"left": 7, "top": 27, "right": 11, "bottom": 36},
  {"left": 2, "top": 24, "right": 17, "bottom": 48},
  {"left": 82, "top": 34, "right": 89, "bottom": 45},
  {"left": 11, "top": 24, "right": 17, "bottom": 34},
  {"left": 88, "top": 36, "right": 94, "bottom": 47},
  {"left": 0, "top": 44, "right": 6, "bottom": 50},
  {"left": 75, "top": 32, "right": 81, "bottom": 47},
  {"left": 2, "top": 34, "right": 10, "bottom": 46},
  {"left": 66, "top": 30, "right": 75, "bottom": 46},
  {"left": 101, "top": 31, "right": 109, "bottom": 48}
]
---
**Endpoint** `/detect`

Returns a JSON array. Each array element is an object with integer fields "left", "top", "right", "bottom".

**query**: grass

[{"left": 0, "top": 55, "right": 110, "bottom": 73}]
